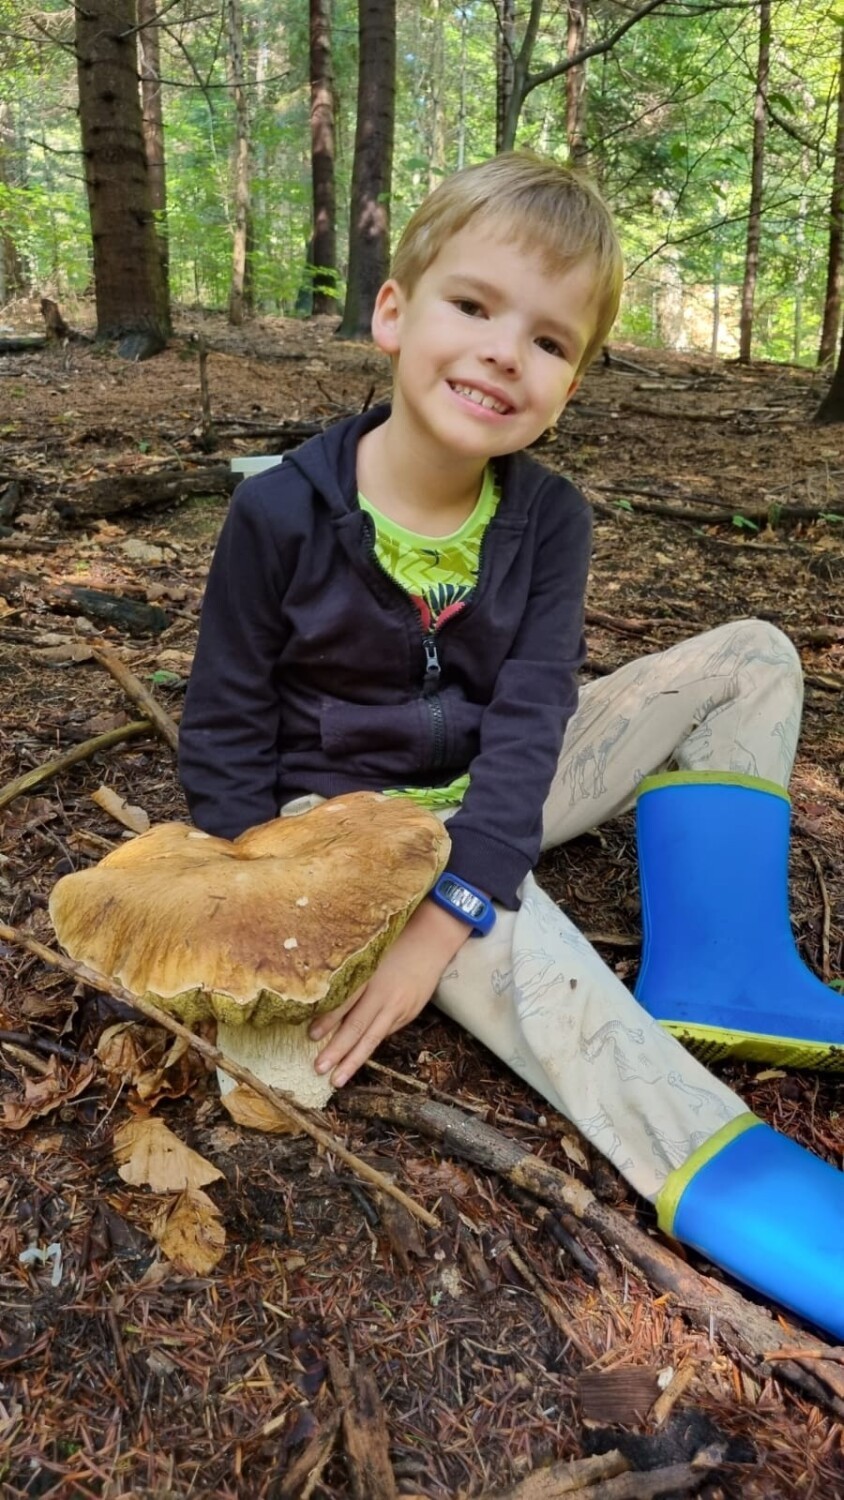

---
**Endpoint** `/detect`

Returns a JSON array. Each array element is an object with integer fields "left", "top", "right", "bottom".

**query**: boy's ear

[{"left": 371, "top": 279, "right": 405, "bottom": 354}]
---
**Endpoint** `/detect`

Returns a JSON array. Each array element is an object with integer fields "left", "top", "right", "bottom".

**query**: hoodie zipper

[{"left": 361, "top": 513, "right": 457, "bottom": 770}]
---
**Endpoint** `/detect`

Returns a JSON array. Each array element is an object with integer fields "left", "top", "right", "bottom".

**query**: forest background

[{"left": 3, "top": 0, "right": 844, "bottom": 391}]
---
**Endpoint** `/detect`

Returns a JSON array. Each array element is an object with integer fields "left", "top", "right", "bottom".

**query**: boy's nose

[{"left": 481, "top": 333, "right": 522, "bottom": 375}]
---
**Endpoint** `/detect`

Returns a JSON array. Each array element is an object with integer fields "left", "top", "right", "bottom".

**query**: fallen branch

[
  {"left": 328, "top": 1351, "right": 398, "bottom": 1500},
  {"left": 484, "top": 1447, "right": 720, "bottom": 1500},
  {"left": 0, "top": 720, "right": 154, "bottom": 812},
  {"left": 485, "top": 1450, "right": 629, "bottom": 1499},
  {"left": 0, "top": 921, "right": 438, "bottom": 1231},
  {"left": 92, "top": 645, "right": 179, "bottom": 753},
  {"left": 340, "top": 1089, "right": 844, "bottom": 1418},
  {"left": 0, "top": 565, "right": 168, "bottom": 634},
  {"left": 55, "top": 464, "right": 236, "bottom": 522}
]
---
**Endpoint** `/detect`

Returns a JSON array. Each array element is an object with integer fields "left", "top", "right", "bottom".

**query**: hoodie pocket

[{"left": 319, "top": 699, "right": 426, "bottom": 758}]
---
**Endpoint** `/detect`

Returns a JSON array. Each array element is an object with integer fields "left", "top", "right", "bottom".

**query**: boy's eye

[
  {"left": 536, "top": 335, "right": 565, "bottom": 358},
  {"left": 454, "top": 298, "right": 484, "bottom": 317}
]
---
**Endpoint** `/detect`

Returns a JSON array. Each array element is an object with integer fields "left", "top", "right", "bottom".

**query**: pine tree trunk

[
  {"left": 495, "top": 0, "right": 516, "bottom": 154},
  {"left": 225, "top": 0, "right": 252, "bottom": 327},
  {"left": 818, "top": 27, "right": 844, "bottom": 367},
  {"left": 738, "top": 0, "right": 770, "bottom": 365},
  {"left": 137, "top": 0, "right": 170, "bottom": 326},
  {"left": 814, "top": 315, "right": 844, "bottom": 422},
  {"left": 337, "top": 0, "right": 396, "bottom": 341},
  {"left": 75, "top": 0, "right": 169, "bottom": 351},
  {"left": 566, "top": 0, "right": 588, "bottom": 164},
  {"left": 0, "top": 102, "right": 26, "bottom": 299},
  {"left": 310, "top": 0, "right": 337, "bottom": 316},
  {"left": 428, "top": 0, "right": 446, "bottom": 193}
]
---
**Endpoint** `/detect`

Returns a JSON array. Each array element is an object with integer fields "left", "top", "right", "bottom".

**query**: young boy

[{"left": 180, "top": 153, "right": 844, "bottom": 1337}]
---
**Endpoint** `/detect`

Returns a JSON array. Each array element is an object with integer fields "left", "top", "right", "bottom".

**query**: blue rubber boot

[
  {"left": 657, "top": 1115, "right": 844, "bottom": 1339},
  {"left": 634, "top": 772, "right": 844, "bottom": 1069}
]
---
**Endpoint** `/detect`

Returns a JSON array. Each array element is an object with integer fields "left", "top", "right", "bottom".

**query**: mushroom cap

[{"left": 49, "top": 793, "right": 451, "bottom": 1027}]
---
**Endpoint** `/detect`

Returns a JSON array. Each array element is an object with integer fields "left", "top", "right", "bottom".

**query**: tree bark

[
  {"left": 818, "top": 26, "right": 844, "bottom": 367},
  {"left": 137, "top": 0, "right": 170, "bottom": 327},
  {"left": 814, "top": 312, "right": 844, "bottom": 422},
  {"left": 310, "top": 0, "right": 337, "bottom": 316},
  {"left": 0, "top": 102, "right": 26, "bottom": 299},
  {"left": 738, "top": 0, "right": 770, "bottom": 365},
  {"left": 74, "top": 0, "right": 169, "bottom": 352},
  {"left": 225, "top": 0, "right": 252, "bottom": 326},
  {"left": 337, "top": 0, "right": 396, "bottom": 341},
  {"left": 566, "top": 0, "right": 588, "bottom": 164},
  {"left": 496, "top": 0, "right": 516, "bottom": 154}
]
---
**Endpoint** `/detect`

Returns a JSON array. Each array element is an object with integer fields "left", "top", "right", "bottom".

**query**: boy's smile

[{"left": 371, "top": 226, "right": 600, "bottom": 473}]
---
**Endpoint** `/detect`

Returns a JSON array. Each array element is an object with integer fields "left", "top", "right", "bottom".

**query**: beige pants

[
  {"left": 435, "top": 619, "right": 804, "bottom": 1200},
  {"left": 285, "top": 619, "right": 804, "bottom": 1202}
]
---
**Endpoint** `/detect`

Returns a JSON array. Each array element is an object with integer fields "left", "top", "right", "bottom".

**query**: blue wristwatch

[{"left": 430, "top": 873, "right": 496, "bottom": 937}]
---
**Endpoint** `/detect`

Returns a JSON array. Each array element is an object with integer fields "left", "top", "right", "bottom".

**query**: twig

[
  {"left": 0, "top": 921, "right": 439, "bottom": 1231},
  {"left": 649, "top": 1358, "right": 697, "bottom": 1426},
  {"left": 0, "top": 721, "right": 153, "bottom": 812},
  {"left": 92, "top": 645, "right": 179, "bottom": 753},
  {"left": 567, "top": 1449, "right": 721, "bottom": 1500},
  {"left": 0, "top": 1029, "right": 91, "bottom": 1066},
  {"left": 482, "top": 1449, "right": 630, "bottom": 1498},
  {"left": 808, "top": 851, "right": 832, "bottom": 983}
]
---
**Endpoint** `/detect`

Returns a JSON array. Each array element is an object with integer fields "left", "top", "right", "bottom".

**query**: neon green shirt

[{"left": 359, "top": 468, "right": 500, "bottom": 807}]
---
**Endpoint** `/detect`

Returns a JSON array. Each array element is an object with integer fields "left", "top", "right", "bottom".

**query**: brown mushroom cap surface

[{"left": 49, "top": 793, "right": 451, "bottom": 1027}]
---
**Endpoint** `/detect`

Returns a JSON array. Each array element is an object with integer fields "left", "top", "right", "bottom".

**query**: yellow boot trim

[
  {"left": 659, "top": 1018, "right": 844, "bottom": 1072},
  {"left": 656, "top": 1113, "right": 762, "bottom": 1236},
  {"left": 636, "top": 771, "right": 789, "bottom": 803}
]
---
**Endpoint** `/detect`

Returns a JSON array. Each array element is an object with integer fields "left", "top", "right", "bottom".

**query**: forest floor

[{"left": 0, "top": 301, "right": 843, "bottom": 1499}]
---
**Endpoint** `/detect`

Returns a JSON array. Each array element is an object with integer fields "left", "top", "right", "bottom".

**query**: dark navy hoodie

[{"left": 179, "top": 405, "right": 592, "bottom": 908}]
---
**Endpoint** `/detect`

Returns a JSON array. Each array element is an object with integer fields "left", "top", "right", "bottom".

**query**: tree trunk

[
  {"left": 738, "top": 0, "right": 770, "bottom": 365},
  {"left": 137, "top": 0, "right": 170, "bottom": 327},
  {"left": 75, "top": 0, "right": 169, "bottom": 352},
  {"left": 814, "top": 313, "right": 844, "bottom": 422},
  {"left": 818, "top": 26, "right": 844, "bottom": 367},
  {"left": 225, "top": 0, "right": 252, "bottom": 326},
  {"left": 310, "top": 0, "right": 337, "bottom": 316},
  {"left": 495, "top": 0, "right": 516, "bottom": 154},
  {"left": 566, "top": 0, "right": 588, "bottom": 164},
  {"left": 337, "top": 0, "right": 396, "bottom": 341},
  {"left": 0, "top": 102, "right": 26, "bottom": 299},
  {"left": 427, "top": 0, "right": 446, "bottom": 193}
]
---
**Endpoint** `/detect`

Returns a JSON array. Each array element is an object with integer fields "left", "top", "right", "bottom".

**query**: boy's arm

[
  {"left": 179, "top": 481, "right": 290, "bottom": 838},
  {"left": 308, "top": 896, "right": 471, "bottom": 1086},
  {"left": 445, "top": 481, "right": 592, "bottom": 908}
]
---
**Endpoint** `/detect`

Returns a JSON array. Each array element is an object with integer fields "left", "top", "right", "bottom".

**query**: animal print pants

[{"left": 435, "top": 618, "right": 804, "bottom": 1201}]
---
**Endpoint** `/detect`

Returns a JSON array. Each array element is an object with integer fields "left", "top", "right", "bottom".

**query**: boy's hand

[{"left": 308, "top": 899, "right": 472, "bottom": 1087}]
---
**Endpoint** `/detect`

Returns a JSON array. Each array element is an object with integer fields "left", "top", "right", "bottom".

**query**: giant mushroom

[{"left": 49, "top": 793, "right": 450, "bottom": 1109}]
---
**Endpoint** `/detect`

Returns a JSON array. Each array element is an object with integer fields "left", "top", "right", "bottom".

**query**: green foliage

[{"left": 0, "top": 0, "right": 842, "bottom": 369}]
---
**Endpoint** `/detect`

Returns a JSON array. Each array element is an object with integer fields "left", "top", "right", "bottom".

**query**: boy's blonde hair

[{"left": 391, "top": 151, "right": 623, "bottom": 374}]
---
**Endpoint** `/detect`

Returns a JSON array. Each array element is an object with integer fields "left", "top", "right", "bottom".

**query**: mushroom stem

[{"left": 216, "top": 1019, "right": 335, "bottom": 1109}]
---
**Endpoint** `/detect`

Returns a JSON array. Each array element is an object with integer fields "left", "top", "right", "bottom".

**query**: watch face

[{"left": 440, "top": 878, "right": 485, "bottom": 919}]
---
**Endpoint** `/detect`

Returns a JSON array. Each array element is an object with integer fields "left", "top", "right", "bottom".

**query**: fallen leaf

[
  {"left": 0, "top": 1056, "right": 97, "bottom": 1130},
  {"left": 220, "top": 1082, "right": 303, "bottom": 1134},
  {"left": 90, "top": 785, "right": 150, "bottom": 834},
  {"left": 113, "top": 1117, "right": 223, "bottom": 1192},
  {"left": 559, "top": 1133, "right": 590, "bottom": 1172},
  {"left": 97, "top": 1023, "right": 198, "bottom": 1105},
  {"left": 151, "top": 1187, "right": 225, "bottom": 1274}
]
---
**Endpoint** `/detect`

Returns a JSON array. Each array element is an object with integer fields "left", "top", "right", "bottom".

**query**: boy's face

[{"left": 372, "top": 224, "right": 599, "bottom": 462}]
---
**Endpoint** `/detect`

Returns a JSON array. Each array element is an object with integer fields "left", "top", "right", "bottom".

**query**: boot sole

[{"left": 660, "top": 1020, "right": 844, "bottom": 1072}]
